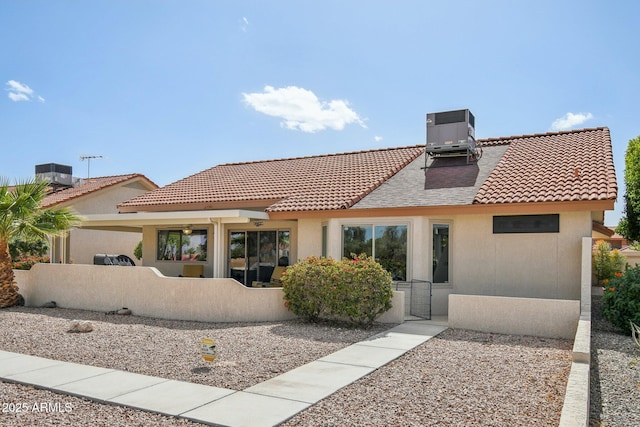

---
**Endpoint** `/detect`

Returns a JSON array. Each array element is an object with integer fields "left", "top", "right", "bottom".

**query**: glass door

[
  {"left": 229, "top": 230, "right": 289, "bottom": 286},
  {"left": 229, "top": 231, "right": 247, "bottom": 284}
]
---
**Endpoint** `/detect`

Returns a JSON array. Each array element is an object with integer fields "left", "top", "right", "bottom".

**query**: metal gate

[{"left": 393, "top": 279, "right": 432, "bottom": 320}]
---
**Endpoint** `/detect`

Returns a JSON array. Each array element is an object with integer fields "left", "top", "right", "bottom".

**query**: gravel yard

[
  {"left": 0, "top": 306, "right": 575, "bottom": 426},
  {"left": 590, "top": 295, "right": 640, "bottom": 426}
]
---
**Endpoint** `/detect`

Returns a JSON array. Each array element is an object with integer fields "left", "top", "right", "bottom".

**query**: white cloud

[
  {"left": 8, "top": 92, "right": 30, "bottom": 102},
  {"left": 7, "top": 80, "right": 33, "bottom": 95},
  {"left": 5, "top": 80, "right": 45, "bottom": 103},
  {"left": 240, "top": 17, "right": 249, "bottom": 32},
  {"left": 242, "top": 85, "right": 366, "bottom": 133},
  {"left": 374, "top": 135, "right": 383, "bottom": 142},
  {"left": 550, "top": 112, "right": 594, "bottom": 131}
]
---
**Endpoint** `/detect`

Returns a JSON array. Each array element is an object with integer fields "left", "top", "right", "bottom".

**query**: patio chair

[
  {"left": 268, "top": 266, "right": 287, "bottom": 287},
  {"left": 179, "top": 265, "right": 204, "bottom": 278}
]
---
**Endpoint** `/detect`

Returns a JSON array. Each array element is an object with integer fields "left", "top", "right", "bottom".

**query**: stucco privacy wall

[
  {"left": 13, "top": 264, "right": 404, "bottom": 324},
  {"left": 448, "top": 295, "right": 580, "bottom": 339}
]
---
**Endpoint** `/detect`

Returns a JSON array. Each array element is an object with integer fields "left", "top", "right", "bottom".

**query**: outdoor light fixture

[{"left": 182, "top": 226, "right": 192, "bottom": 235}]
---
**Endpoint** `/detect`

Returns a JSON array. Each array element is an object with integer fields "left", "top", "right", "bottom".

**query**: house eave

[
  {"left": 79, "top": 209, "right": 271, "bottom": 232},
  {"left": 266, "top": 199, "right": 616, "bottom": 220}
]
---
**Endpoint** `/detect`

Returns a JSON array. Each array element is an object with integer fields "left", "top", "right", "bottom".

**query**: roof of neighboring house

[
  {"left": 42, "top": 174, "right": 158, "bottom": 208},
  {"left": 592, "top": 221, "right": 615, "bottom": 238},
  {"left": 119, "top": 146, "right": 425, "bottom": 212},
  {"left": 118, "top": 127, "right": 617, "bottom": 214}
]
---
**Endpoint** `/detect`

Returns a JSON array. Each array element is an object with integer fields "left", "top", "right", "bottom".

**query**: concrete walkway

[{"left": 0, "top": 321, "right": 447, "bottom": 427}]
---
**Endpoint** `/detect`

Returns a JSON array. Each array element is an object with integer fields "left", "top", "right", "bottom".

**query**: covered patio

[{"left": 79, "top": 209, "right": 287, "bottom": 281}]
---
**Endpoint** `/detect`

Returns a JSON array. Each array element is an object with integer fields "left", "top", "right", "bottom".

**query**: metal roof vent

[{"left": 425, "top": 109, "right": 481, "bottom": 163}]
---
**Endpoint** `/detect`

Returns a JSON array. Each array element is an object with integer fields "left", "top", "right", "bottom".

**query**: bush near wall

[
  {"left": 281, "top": 254, "right": 393, "bottom": 327},
  {"left": 602, "top": 265, "right": 640, "bottom": 332},
  {"left": 12, "top": 255, "right": 50, "bottom": 270},
  {"left": 593, "top": 240, "right": 626, "bottom": 286}
]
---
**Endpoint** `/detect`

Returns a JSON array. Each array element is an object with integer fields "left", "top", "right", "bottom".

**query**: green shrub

[
  {"left": 281, "top": 256, "right": 337, "bottom": 322},
  {"left": 331, "top": 254, "right": 393, "bottom": 326},
  {"left": 281, "top": 254, "right": 393, "bottom": 327},
  {"left": 134, "top": 240, "right": 143, "bottom": 260},
  {"left": 9, "top": 237, "right": 49, "bottom": 261},
  {"left": 602, "top": 265, "right": 640, "bottom": 332},
  {"left": 12, "top": 255, "right": 50, "bottom": 270},
  {"left": 593, "top": 240, "right": 626, "bottom": 285}
]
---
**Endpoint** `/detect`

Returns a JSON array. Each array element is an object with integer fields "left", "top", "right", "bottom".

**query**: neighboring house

[
  {"left": 81, "top": 126, "right": 617, "bottom": 315},
  {"left": 592, "top": 222, "right": 628, "bottom": 249},
  {"left": 41, "top": 173, "right": 158, "bottom": 264}
]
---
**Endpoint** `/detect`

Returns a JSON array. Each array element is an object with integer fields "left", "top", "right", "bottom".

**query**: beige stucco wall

[
  {"left": 621, "top": 249, "right": 640, "bottom": 267},
  {"left": 69, "top": 228, "right": 140, "bottom": 265},
  {"left": 452, "top": 211, "right": 591, "bottom": 300},
  {"left": 297, "top": 211, "right": 592, "bottom": 315},
  {"left": 13, "top": 263, "right": 404, "bottom": 324},
  {"left": 448, "top": 294, "right": 580, "bottom": 339},
  {"left": 297, "top": 218, "right": 324, "bottom": 260},
  {"left": 68, "top": 182, "right": 151, "bottom": 215}
]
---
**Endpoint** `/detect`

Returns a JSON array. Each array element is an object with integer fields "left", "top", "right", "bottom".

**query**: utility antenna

[{"left": 80, "top": 155, "right": 103, "bottom": 178}]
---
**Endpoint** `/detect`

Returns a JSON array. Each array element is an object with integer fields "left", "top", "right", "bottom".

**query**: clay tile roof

[
  {"left": 119, "top": 146, "right": 425, "bottom": 212},
  {"left": 42, "top": 174, "right": 157, "bottom": 208},
  {"left": 473, "top": 127, "right": 617, "bottom": 204}
]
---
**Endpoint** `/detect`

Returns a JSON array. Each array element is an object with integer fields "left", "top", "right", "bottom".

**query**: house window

[
  {"left": 157, "top": 230, "right": 207, "bottom": 261},
  {"left": 342, "top": 225, "right": 407, "bottom": 280},
  {"left": 432, "top": 224, "right": 449, "bottom": 283},
  {"left": 322, "top": 225, "right": 327, "bottom": 258},
  {"left": 493, "top": 214, "right": 560, "bottom": 234}
]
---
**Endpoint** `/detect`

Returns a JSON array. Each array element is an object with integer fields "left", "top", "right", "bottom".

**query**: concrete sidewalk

[{"left": 0, "top": 321, "right": 447, "bottom": 427}]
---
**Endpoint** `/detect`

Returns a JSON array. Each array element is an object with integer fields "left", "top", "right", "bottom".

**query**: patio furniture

[
  {"left": 252, "top": 266, "right": 287, "bottom": 287},
  {"left": 180, "top": 265, "right": 204, "bottom": 278}
]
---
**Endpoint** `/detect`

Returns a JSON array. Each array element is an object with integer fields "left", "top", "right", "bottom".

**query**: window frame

[
  {"left": 430, "top": 220, "right": 452, "bottom": 287},
  {"left": 156, "top": 229, "right": 208, "bottom": 262},
  {"left": 340, "top": 221, "right": 410, "bottom": 281}
]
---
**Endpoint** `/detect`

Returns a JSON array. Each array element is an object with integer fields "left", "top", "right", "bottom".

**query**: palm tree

[{"left": 0, "top": 179, "right": 81, "bottom": 308}]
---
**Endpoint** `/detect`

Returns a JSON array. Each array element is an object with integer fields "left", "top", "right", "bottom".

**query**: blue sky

[{"left": 2, "top": 1, "right": 638, "bottom": 225}]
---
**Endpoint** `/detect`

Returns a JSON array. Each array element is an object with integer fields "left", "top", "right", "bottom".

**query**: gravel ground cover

[
  {"left": 0, "top": 307, "right": 389, "bottom": 390},
  {"left": 1, "top": 306, "right": 574, "bottom": 426},
  {"left": 283, "top": 329, "right": 572, "bottom": 426},
  {"left": 590, "top": 295, "right": 640, "bottom": 426}
]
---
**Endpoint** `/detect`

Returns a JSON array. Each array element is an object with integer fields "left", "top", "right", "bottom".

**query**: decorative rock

[
  {"left": 67, "top": 320, "right": 93, "bottom": 333},
  {"left": 106, "top": 307, "right": 132, "bottom": 315},
  {"left": 41, "top": 301, "right": 57, "bottom": 308}
]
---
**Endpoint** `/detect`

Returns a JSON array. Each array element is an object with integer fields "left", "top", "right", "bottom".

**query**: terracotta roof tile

[
  {"left": 473, "top": 127, "right": 617, "bottom": 204},
  {"left": 42, "top": 174, "right": 157, "bottom": 208},
  {"left": 119, "top": 146, "right": 425, "bottom": 212}
]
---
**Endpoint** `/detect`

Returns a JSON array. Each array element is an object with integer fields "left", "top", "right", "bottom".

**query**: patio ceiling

[{"left": 79, "top": 209, "right": 270, "bottom": 232}]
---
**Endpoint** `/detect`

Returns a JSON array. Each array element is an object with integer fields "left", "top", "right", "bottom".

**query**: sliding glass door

[{"left": 228, "top": 230, "right": 290, "bottom": 285}]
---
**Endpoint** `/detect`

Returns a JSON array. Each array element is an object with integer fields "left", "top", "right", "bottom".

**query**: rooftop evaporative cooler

[{"left": 425, "top": 109, "right": 479, "bottom": 159}]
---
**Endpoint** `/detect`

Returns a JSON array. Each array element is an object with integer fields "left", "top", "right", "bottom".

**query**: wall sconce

[
  {"left": 182, "top": 226, "right": 192, "bottom": 235},
  {"left": 254, "top": 221, "right": 263, "bottom": 227}
]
